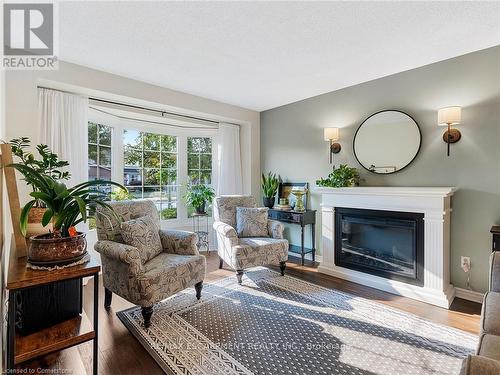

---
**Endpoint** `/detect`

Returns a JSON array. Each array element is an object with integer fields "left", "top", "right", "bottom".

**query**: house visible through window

[
  {"left": 188, "top": 137, "right": 212, "bottom": 185},
  {"left": 88, "top": 122, "right": 112, "bottom": 194},
  {"left": 124, "top": 130, "right": 178, "bottom": 219}
]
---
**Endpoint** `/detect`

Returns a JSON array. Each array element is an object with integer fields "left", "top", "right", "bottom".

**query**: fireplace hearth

[{"left": 335, "top": 208, "right": 424, "bottom": 286}]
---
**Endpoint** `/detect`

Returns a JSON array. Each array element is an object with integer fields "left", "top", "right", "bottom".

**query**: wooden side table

[
  {"left": 192, "top": 213, "right": 210, "bottom": 253},
  {"left": 6, "top": 252, "right": 101, "bottom": 374},
  {"left": 268, "top": 209, "right": 317, "bottom": 265},
  {"left": 491, "top": 226, "right": 500, "bottom": 251}
]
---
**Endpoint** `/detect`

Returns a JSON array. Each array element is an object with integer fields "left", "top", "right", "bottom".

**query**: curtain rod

[{"left": 37, "top": 85, "right": 239, "bottom": 126}]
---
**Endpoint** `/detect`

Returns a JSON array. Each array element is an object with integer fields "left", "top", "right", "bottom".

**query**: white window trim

[{"left": 88, "top": 107, "right": 218, "bottom": 228}]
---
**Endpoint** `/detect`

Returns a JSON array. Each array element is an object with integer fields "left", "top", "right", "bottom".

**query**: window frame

[{"left": 88, "top": 108, "right": 218, "bottom": 226}]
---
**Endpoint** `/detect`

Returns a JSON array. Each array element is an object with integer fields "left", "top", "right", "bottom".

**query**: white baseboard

[{"left": 455, "top": 287, "right": 484, "bottom": 304}]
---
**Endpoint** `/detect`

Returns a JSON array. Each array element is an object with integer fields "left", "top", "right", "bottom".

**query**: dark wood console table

[
  {"left": 268, "top": 209, "right": 317, "bottom": 265},
  {"left": 491, "top": 226, "right": 500, "bottom": 251},
  {"left": 6, "top": 252, "right": 100, "bottom": 374}
]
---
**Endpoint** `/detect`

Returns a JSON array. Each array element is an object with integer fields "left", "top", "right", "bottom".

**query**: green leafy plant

[
  {"left": 261, "top": 172, "right": 280, "bottom": 198},
  {"left": 183, "top": 184, "right": 215, "bottom": 212},
  {"left": 110, "top": 187, "right": 134, "bottom": 201},
  {"left": 10, "top": 137, "right": 70, "bottom": 182},
  {"left": 9, "top": 163, "right": 126, "bottom": 238},
  {"left": 316, "top": 164, "right": 360, "bottom": 188}
]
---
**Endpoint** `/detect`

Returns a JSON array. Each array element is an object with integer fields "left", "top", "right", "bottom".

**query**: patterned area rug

[{"left": 117, "top": 268, "right": 477, "bottom": 375}]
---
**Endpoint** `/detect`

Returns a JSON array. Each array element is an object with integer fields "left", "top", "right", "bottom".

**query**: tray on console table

[{"left": 268, "top": 209, "right": 316, "bottom": 265}]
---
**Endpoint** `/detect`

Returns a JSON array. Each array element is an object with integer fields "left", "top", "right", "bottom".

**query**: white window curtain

[
  {"left": 38, "top": 88, "right": 88, "bottom": 187},
  {"left": 215, "top": 123, "right": 243, "bottom": 195}
]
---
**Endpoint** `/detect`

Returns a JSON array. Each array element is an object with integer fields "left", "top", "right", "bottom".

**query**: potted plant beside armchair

[
  {"left": 10, "top": 162, "right": 125, "bottom": 266},
  {"left": 262, "top": 172, "right": 280, "bottom": 208},
  {"left": 184, "top": 184, "right": 215, "bottom": 214}
]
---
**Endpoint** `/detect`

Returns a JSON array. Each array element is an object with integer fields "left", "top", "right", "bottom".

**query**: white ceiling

[{"left": 59, "top": 1, "right": 500, "bottom": 111}]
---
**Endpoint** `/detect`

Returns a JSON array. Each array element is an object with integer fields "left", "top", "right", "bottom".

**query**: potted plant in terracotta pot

[
  {"left": 10, "top": 162, "right": 126, "bottom": 266},
  {"left": 184, "top": 184, "right": 215, "bottom": 215},
  {"left": 10, "top": 137, "right": 71, "bottom": 237},
  {"left": 261, "top": 172, "right": 280, "bottom": 208}
]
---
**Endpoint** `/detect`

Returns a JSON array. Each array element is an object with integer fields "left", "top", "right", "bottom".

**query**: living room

[{"left": 1, "top": 2, "right": 500, "bottom": 375}]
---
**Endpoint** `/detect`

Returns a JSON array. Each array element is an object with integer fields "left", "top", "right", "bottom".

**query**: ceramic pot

[
  {"left": 28, "top": 232, "right": 87, "bottom": 266},
  {"left": 195, "top": 202, "right": 206, "bottom": 215},
  {"left": 26, "top": 207, "right": 53, "bottom": 237},
  {"left": 263, "top": 197, "right": 275, "bottom": 208}
]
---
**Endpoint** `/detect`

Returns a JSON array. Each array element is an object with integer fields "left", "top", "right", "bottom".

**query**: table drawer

[{"left": 268, "top": 210, "right": 302, "bottom": 224}]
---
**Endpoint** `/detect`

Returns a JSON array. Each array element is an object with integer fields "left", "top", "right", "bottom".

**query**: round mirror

[{"left": 353, "top": 110, "right": 421, "bottom": 174}]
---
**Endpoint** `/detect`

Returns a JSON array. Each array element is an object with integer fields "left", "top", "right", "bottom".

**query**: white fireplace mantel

[{"left": 316, "top": 186, "right": 456, "bottom": 308}]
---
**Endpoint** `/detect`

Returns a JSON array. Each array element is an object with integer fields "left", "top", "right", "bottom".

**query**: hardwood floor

[{"left": 18, "top": 252, "right": 481, "bottom": 374}]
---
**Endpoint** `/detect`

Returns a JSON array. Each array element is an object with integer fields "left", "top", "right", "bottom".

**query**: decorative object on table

[
  {"left": 261, "top": 171, "right": 281, "bottom": 208},
  {"left": 353, "top": 110, "right": 421, "bottom": 174},
  {"left": 438, "top": 106, "right": 462, "bottom": 157},
  {"left": 184, "top": 184, "right": 215, "bottom": 214},
  {"left": 316, "top": 164, "right": 360, "bottom": 188},
  {"left": 10, "top": 137, "right": 71, "bottom": 237},
  {"left": 94, "top": 200, "right": 206, "bottom": 328},
  {"left": 213, "top": 195, "right": 288, "bottom": 284},
  {"left": 8, "top": 161, "right": 125, "bottom": 266},
  {"left": 324, "top": 127, "right": 342, "bottom": 163},
  {"left": 268, "top": 208, "right": 316, "bottom": 265},
  {"left": 291, "top": 187, "right": 308, "bottom": 212},
  {"left": 279, "top": 182, "right": 309, "bottom": 210},
  {"left": 117, "top": 268, "right": 475, "bottom": 375},
  {"left": 192, "top": 212, "right": 210, "bottom": 253}
]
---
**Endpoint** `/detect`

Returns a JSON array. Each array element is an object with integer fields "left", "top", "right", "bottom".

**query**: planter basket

[{"left": 28, "top": 232, "right": 87, "bottom": 266}]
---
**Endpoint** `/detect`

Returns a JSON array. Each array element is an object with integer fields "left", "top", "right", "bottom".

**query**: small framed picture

[{"left": 279, "top": 182, "right": 308, "bottom": 210}]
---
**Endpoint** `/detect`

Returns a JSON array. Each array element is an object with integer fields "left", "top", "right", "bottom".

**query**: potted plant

[
  {"left": 261, "top": 172, "right": 280, "bottom": 208},
  {"left": 316, "top": 164, "right": 360, "bottom": 188},
  {"left": 10, "top": 137, "right": 70, "bottom": 236},
  {"left": 9, "top": 162, "right": 126, "bottom": 266},
  {"left": 184, "top": 184, "right": 215, "bottom": 215}
]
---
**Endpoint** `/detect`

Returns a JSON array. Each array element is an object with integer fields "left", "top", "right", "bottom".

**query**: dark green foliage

[
  {"left": 183, "top": 184, "right": 215, "bottom": 210},
  {"left": 316, "top": 164, "right": 360, "bottom": 188},
  {"left": 261, "top": 172, "right": 280, "bottom": 198}
]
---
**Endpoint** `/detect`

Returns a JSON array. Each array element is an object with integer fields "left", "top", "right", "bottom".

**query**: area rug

[{"left": 117, "top": 268, "right": 477, "bottom": 375}]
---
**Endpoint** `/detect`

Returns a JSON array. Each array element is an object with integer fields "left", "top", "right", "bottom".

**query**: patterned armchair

[
  {"left": 94, "top": 200, "right": 206, "bottom": 328},
  {"left": 213, "top": 195, "right": 289, "bottom": 283}
]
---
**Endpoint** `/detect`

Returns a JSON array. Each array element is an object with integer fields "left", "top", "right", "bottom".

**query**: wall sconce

[
  {"left": 438, "top": 106, "right": 462, "bottom": 157},
  {"left": 324, "top": 127, "right": 341, "bottom": 163}
]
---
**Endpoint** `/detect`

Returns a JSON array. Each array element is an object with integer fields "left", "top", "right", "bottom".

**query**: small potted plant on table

[
  {"left": 184, "top": 184, "right": 216, "bottom": 215},
  {"left": 262, "top": 172, "right": 280, "bottom": 208}
]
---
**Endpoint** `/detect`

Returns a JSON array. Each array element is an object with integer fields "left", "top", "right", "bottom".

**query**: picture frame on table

[{"left": 278, "top": 182, "right": 308, "bottom": 210}]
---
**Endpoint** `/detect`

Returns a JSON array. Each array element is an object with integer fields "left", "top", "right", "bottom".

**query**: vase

[
  {"left": 28, "top": 232, "right": 87, "bottom": 266},
  {"left": 195, "top": 202, "right": 206, "bottom": 215},
  {"left": 263, "top": 197, "right": 275, "bottom": 208}
]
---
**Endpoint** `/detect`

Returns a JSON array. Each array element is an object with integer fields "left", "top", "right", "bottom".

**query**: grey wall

[{"left": 261, "top": 46, "right": 500, "bottom": 293}]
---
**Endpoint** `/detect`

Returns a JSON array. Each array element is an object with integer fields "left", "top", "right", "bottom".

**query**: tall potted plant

[
  {"left": 9, "top": 163, "right": 126, "bottom": 266},
  {"left": 10, "top": 137, "right": 71, "bottom": 236},
  {"left": 262, "top": 172, "right": 280, "bottom": 208},
  {"left": 184, "top": 184, "right": 215, "bottom": 215}
]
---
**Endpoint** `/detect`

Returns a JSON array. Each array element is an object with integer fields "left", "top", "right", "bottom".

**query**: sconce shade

[
  {"left": 438, "top": 106, "right": 461, "bottom": 126},
  {"left": 324, "top": 127, "right": 340, "bottom": 141}
]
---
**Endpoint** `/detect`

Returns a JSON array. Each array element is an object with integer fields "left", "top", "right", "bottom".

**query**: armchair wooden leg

[
  {"left": 194, "top": 281, "right": 203, "bottom": 300},
  {"left": 141, "top": 306, "right": 154, "bottom": 328},
  {"left": 104, "top": 288, "right": 113, "bottom": 309},
  {"left": 219, "top": 256, "right": 223, "bottom": 269},
  {"left": 236, "top": 270, "right": 244, "bottom": 284},
  {"left": 280, "top": 261, "right": 286, "bottom": 276}
]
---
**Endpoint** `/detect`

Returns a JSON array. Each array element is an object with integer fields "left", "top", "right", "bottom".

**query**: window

[
  {"left": 88, "top": 122, "right": 112, "bottom": 194},
  {"left": 187, "top": 137, "right": 212, "bottom": 185},
  {"left": 123, "top": 130, "right": 178, "bottom": 219}
]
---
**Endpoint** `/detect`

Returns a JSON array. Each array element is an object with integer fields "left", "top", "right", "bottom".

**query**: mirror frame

[{"left": 353, "top": 110, "right": 422, "bottom": 175}]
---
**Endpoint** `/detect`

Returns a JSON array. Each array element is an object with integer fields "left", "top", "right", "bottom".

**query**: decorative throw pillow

[
  {"left": 236, "top": 207, "right": 269, "bottom": 238},
  {"left": 120, "top": 215, "right": 162, "bottom": 264}
]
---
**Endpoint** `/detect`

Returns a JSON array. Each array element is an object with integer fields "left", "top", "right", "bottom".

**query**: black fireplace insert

[{"left": 335, "top": 208, "right": 424, "bottom": 286}]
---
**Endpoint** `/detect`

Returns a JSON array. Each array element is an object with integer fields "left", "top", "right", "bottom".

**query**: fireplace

[{"left": 335, "top": 208, "right": 424, "bottom": 286}]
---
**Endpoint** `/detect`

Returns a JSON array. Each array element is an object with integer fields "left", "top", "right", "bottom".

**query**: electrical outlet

[{"left": 461, "top": 256, "right": 471, "bottom": 272}]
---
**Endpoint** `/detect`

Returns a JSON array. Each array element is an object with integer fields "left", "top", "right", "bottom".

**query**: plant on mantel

[{"left": 316, "top": 164, "right": 360, "bottom": 188}]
